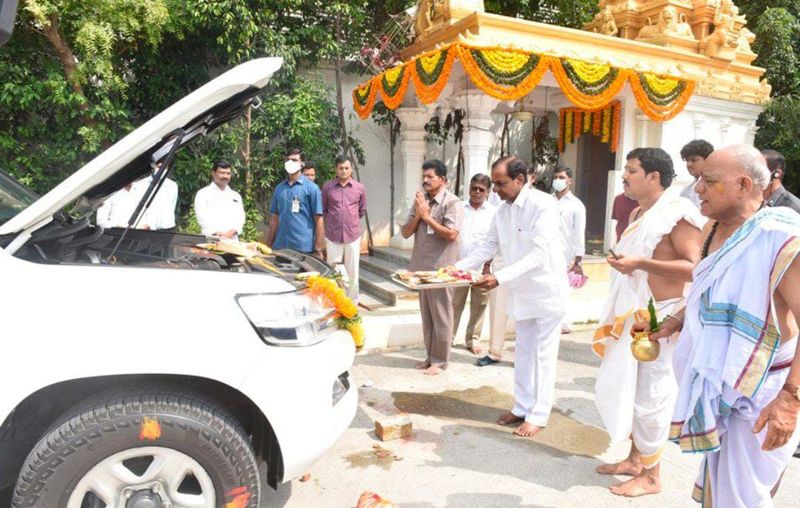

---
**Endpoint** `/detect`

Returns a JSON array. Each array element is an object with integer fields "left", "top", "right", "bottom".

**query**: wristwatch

[{"left": 781, "top": 382, "right": 800, "bottom": 403}]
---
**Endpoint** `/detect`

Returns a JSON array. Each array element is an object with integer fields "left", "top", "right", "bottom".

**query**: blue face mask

[{"left": 552, "top": 179, "right": 568, "bottom": 192}]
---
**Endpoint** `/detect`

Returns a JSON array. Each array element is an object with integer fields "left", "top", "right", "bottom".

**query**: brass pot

[{"left": 631, "top": 331, "right": 660, "bottom": 362}]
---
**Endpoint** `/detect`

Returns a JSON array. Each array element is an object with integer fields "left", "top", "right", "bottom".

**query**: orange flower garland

[
  {"left": 379, "top": 65, "right": 411, "bottom": 111},
  {"left": 306, "top": 275, "right": 363, "bottom": 350},
  {"left": 630, "top": 73, "right": 696, "bottom": 122},
  {"left": 351, "top": 43, "right": 696, "bottom": 126},
  {"left": 411, "top": 45, "right": 457, "bottom": 104},
  {"left": 353, "top": 78, "right": 378, "bottom": 120},
  {"left": 559, "top": 101, "right": 621, "bottom": 153},
  {"left": 551, "top": 58, "right": 629, "bottom": 111},
  {"left": 456, "top": 45, "right": 550, "bottom": 101}
]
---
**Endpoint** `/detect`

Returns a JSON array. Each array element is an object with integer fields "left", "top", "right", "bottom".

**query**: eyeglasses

[{"left": 470, "top": 186, "right": 488, "bottom": 193}]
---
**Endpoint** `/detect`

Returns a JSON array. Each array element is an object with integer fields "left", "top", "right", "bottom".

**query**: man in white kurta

[
  {"left": 456, "top": 156, "right": 568, "bottom": 437},
  {"left": 593, "top": 148, "right": 704, "bottom": 497},
  {"left": 139, "top": 164, "right": 179, "bottom": 231},
  {"left": 646, "top": 145, "right": 800, "bottom": 507},
  {"left": 194, "top": 161, "right": 245, "bottom": 240},
  {"left": 96, "top": 183, "right": 145, "bottom": 229},
  {"left": 553, "top": 166, "right": 586, "bottom": 272}
]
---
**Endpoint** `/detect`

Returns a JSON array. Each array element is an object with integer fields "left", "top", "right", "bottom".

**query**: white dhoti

[
  {"left": 691, "top": 344, "right": 800, "bottom": 507},
  {"left": 512, "top": 316, "right": 562, "bottom": 426},
  {"left": 671, "top": 207, "right": 800, "bottom": 506},
  {"left": 593, "top": 194, "right": 704, "bottom": 468},
  {"left": 595, "top": 298, "right": 682, "bottom": 467}
]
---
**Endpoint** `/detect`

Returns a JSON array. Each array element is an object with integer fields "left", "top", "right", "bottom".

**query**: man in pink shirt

[{"left": 322, "top": 156, "right": 367, "bottom": 301}]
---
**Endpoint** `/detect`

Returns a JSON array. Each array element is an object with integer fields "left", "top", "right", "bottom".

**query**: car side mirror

[{"left": 0, "top": 0, "right": 19, "bottom": 47}]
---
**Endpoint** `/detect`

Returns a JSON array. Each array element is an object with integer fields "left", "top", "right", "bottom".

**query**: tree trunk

[
  {"left": 333, "top": 17, "right": 374, "bottom": 248},
  {"left": 41, "top": 14, "right": 94, "bottom": 130},
  {"left": 241, "top": 105, "right": 252, "bottom": 196}
]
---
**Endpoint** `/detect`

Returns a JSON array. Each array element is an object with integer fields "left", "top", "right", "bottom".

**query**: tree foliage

[{"left": 740, "top": 1, "right": 800, "bottom": 192}]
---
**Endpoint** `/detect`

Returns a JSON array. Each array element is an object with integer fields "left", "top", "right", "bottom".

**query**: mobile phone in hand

[{"left": 608, "top": 248, "right": 620, "bottom": 260}]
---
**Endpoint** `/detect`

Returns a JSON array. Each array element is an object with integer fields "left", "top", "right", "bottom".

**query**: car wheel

[{"left": 12, "top": 387, "right": 260, "bottom": 507}]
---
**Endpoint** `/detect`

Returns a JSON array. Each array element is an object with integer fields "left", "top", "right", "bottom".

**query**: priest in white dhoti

[
  {"left": 455, "top": 156, "right": 569, "bottom": 437},
  {"left": 643, "top": 145, "right": 800, "bottom": 507},
  {"left": 593, "top": 148, "right": 705, "bottom": 497}
]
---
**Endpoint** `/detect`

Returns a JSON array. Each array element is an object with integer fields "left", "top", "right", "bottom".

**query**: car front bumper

[{"left": 239, "top": 329, "right": 357, "bottom": 484}]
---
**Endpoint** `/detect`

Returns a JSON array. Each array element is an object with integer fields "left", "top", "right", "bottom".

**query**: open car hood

[{"left": 0, "top": 57, "right": 283, "bottom": 236}]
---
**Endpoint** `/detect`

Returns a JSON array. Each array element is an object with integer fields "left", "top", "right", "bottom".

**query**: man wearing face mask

[
  {"left": 553, "top": 166, "right": 586, "bottom": 276},
  {"left": 762, "top": 149, "right": 800, "bottom": 215},
  {"left": 266, "top": 148, "right": 325, "bottom": 256}
]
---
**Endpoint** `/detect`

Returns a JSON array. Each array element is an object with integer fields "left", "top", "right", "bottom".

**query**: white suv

[{"left": 0, "top": 58, "right": 356, "bottom": 507}]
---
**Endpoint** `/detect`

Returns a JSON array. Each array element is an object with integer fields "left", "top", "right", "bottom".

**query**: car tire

[{"left": 12, "top": 387, "right": 260, "bottom": 507}]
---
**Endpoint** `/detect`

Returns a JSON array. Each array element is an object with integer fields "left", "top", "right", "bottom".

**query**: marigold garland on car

[{"left": 306, "top": 275, "right": 363, "bottom": 350}]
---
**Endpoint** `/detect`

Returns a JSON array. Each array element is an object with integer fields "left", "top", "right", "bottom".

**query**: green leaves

[{"left": 647, "top": 297, "right": 658, "bottom": 332}]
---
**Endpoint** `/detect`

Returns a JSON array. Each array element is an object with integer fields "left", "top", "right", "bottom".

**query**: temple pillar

[
  {"left": 452, "top": 91, "right": 500, "bottom": 196},
  {"left": 390, "top": 106, "right": 432, "bottom": 249}
]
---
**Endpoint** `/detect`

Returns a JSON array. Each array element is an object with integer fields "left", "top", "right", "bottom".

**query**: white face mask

[
  {"left": 552, "top": 179, "right": 569, "bottom": 192},
  {"left": 284, "top": 160, "right": 302, "bottom": 174}
]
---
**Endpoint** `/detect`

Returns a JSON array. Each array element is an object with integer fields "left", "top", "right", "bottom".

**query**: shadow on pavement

[{"left": 557, "top": 339, "right": 601, "bottom": 368}]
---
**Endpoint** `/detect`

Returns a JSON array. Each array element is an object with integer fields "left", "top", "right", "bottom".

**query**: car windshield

[{"left": 0, "top": 169, "right": 39, "bottom": 227}]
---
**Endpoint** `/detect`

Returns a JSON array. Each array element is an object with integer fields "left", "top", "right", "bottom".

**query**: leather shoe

[{"left": 475, "top": 355, "right": 499, "bottom": 367}]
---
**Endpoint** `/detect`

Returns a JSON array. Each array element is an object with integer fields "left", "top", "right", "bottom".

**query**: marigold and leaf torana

[{"left": 352, "top": 43, "right": 695, "bottom": 123}]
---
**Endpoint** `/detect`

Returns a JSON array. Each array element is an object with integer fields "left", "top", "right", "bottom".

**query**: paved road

[{"left": 264, "top": 328, "right": 800, "bottom": 507}]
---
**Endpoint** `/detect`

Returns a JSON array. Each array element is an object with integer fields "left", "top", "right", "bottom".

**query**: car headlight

[{"left": 236, "top": 292, "right": 336, "bottom": 347}]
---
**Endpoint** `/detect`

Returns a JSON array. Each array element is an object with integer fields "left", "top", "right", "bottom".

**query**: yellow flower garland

[
  {"left": 559, "top": 101, "right": 621, "bottom": 153},
  {"left": 351, "top": 43, "right": 696, "bottom": 126},
  {"left": 411, "top": 45, "right": 457, "bottom": 104},
  {"left": 379, "top": 64, "right": 411, "bottom": 110},
  {"left": 456, "top": 45, "right": 550, "bottom": 100},
  {"left": 353, "top": 78, "right": 378, "bottom": 120},
  {"left": 551, "top": 58, "right": 629, "bottom": 111},
  {"left": 306, "top": 275, "right": 362, "bottom": 350},
  {"left": 631, "top": 74, "right": 696, "bottom": 122}
]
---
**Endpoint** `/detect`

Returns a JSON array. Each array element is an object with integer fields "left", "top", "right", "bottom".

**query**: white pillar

[
  {"left": 390, "top": 106, "right": 431, "bottom": 249},
  {"left": 745, "top": 121, "right": 758, "bottom": 145},
  {"left": 452, "top": 91, "right": 499, "bottom": 196},
  {"left": 636, "top": 114, "right": 651, "bottom": 146}
]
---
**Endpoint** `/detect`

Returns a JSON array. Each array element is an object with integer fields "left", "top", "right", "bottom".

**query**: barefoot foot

[
  {"left": 609, "top": 470, "right": 661, "bottom": 497},
  {"left": 596, "top": 458, "right": 644, "bottom": 476},
  {"left": 513, "top": 422, "right": 543, "bottom": 437},
  {"left": 423, "top": 365, "right": 444, "bottom": 375},
  {"left": 468, "top": 345, "right": 482, "bottom": 355},
  {"left": 497, "top": 412, "right": 524, "bottom": 425},
  {"left": 415, "top": 361, "right": 430, "bottom": 370}
]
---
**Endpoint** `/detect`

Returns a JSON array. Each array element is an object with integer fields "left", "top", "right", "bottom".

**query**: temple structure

[{"left": 347, "top": 0, "right": 768, "bottom": 253}]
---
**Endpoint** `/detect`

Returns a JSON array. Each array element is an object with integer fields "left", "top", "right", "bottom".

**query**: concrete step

[
  {"left": 360, "top": 254, "right": 406, "bottom": 279},
  {"left": 370, "top": 246, "right": 411, "bottom": 267},
  {"left": 359, "top": 266, "right": 417, "bottom": 306}
]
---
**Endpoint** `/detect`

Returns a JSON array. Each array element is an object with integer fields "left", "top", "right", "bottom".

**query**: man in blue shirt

[{"left": 266, "top": 148, "right": 324, "bottom": 255}]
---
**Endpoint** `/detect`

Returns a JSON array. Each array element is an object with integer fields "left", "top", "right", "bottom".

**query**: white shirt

[
  {"left": 556, "top": 191, "right": 586, "bottom": 260},
  {"left": 139, "top": 175, "right": 178, "bottom": 230},
  {"left": 194, "top": 183, "right": 246, "bottom": 238},
  {"left": 456, "top": 186, "right": 569, "bottom": 320},
  {"left": 680, "top": 181, "right": 702, "bottom": 207},
  {"left": 459, "top": 200, "right": 496, "bottom": 258},
  {"left": 96, "top": 185, "right": 145, "bottom": 228}
]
